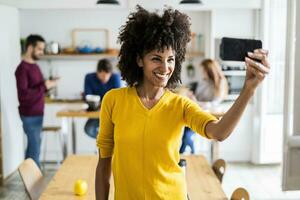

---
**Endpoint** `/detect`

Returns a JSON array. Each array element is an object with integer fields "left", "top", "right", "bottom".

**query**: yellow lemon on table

[{"left": 74, "top": 179, "right": 88, "bottom": 196}]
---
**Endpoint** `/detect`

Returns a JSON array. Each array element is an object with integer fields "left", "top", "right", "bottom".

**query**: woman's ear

[{"left": 136, "top": 56, "right": 143, "bottom": 68}]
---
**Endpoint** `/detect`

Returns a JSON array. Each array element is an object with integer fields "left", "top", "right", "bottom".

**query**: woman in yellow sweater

[{"left": 95, "top": 6, "right": 270, "bottom": 200}]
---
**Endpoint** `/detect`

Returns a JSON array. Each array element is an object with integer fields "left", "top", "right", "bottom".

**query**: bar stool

[{"left": 41, "top": 126, "right": 64, "bottom": 170}]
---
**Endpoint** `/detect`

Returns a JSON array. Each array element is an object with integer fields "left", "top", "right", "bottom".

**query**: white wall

[
  {"left": 0, "top": 5, "right": 24, "bottom": 178},
  {"left": 250, "top": 0, "right": 287, "bottom": 164},
  {"left": 213, "top": 9, "right": 257, "bottom": 38},
  {"left": 282, "top": 0, "right": 300, "bottom": 190},
  {"left": 19, "top": 10, "right": 130, "bottom": 49},
  {"left": 294, "top": 0, "right": 300, "bottom": 135}
]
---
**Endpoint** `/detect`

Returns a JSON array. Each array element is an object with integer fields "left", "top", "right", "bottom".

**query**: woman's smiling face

[{"left": 137, "top": 47, "right": 176, "bottom": 88}]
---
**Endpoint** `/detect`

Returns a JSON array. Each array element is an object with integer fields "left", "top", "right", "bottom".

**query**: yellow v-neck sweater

[{"left": 97, "top": 87, "right": 216, "bottom": 200}]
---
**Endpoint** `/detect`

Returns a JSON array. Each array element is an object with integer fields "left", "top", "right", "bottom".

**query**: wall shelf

[
  {"left": 40, "top": 53, "right": 118, "bottom": 61},
  {"left": 40, "top": 52, "right": 204, "bottom": 61}
]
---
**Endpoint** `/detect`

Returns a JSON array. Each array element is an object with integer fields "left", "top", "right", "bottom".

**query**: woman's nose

[{"left": 161, "top": 60, "right": 169, "bottom": 70}]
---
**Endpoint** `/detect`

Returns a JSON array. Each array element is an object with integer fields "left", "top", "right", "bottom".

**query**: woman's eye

[
  {"left": 168, "top": 58, "right": 174, "bottom": 63},
  {"left": 152, "top": 58, "right": 161, "bottom": 62}
]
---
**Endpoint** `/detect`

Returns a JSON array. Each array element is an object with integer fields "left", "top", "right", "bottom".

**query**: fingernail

[
  {"left": 247, "top": 52, "right": 253, "bottom": 56},
  {"left": 245, "top": 57, "right": 250, "bottom": 61}
]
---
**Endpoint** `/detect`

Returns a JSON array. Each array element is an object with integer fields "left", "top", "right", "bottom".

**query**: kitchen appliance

[
  {"left": 85, "top": 95, "right": 101, "bottom": 111},
  {"left": 222, "top": 64, "right": 246, "bottom": 101},
  {"left": 46, "top": 42, "right": 60, "bottom": 54}
]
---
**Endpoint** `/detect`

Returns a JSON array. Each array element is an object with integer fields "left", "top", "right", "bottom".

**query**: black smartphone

[{"left": 220, "top": 37, "right": 262, "bottom": 61}]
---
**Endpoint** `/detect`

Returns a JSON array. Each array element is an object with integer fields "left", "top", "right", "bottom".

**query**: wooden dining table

[{"left": 39, "top": 155, "right": 227, "bottom": 200}]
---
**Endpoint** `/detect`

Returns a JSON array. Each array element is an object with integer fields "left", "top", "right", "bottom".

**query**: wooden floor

[{"left": 1, "top": 162, "right": 300, "bottom": 200}]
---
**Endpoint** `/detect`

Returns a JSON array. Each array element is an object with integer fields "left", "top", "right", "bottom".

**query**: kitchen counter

[{"left": 45, "top": 97, "right": 84, "bottom": 104}]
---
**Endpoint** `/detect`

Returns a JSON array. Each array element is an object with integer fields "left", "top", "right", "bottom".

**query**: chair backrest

[
  {"left": 18, "top": 158, "right": 44, "bottom": 200},
  {"left": 212, "top": 158, "right": 226, "bottom": 183},
  {"left": 230, "top": 187, "right": 250, "bottom": 200}
]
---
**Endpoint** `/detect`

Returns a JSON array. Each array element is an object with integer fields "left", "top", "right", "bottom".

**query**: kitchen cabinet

[{"left": 219, "top": 102, "right": 254, "bottom": 161}]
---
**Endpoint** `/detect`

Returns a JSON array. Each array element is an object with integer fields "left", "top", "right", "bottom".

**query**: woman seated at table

[
  {"left": 180, "top": 59, "right": 228, "bottom": 154},
  {"left": 195, "top": 59, "right": 228, "bottom": 105}
]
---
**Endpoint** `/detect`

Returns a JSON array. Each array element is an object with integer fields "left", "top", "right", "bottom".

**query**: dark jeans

[
  {"left": 20, "top": 115, "right": 43, "bottom": 167},
  {"left": 84, "top": 119, "right": 99, "bottom": 139},
  {"left": 180, "top": 127, "right": 195, "bottom": 154}
]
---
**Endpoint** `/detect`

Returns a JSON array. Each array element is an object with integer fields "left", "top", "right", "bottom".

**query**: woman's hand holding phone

[{"left": 243, "top": 49, "right": 270, "bottom": 92}]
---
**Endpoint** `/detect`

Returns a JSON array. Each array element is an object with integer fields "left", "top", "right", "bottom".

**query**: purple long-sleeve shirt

[{"left": 15, "top": 60, "right": 46, "bottom": 116}]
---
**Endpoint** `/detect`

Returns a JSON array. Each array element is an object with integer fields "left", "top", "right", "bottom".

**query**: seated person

[
  {"left": 180, "top": 59, "right": 228, "bottom": 154},
  {"left": 84, "top": 59, "right": 121, "bottom": 139},
  {"left": 195, "top": 59, "right": 228, "bottom": 104}
]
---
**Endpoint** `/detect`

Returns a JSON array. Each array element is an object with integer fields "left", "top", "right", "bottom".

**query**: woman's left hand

[{"left": 244, "top": 49, "right": 270, "bottom": 91}]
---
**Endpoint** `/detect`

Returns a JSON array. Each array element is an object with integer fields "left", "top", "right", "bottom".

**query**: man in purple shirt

[{"left": 15, "top": 35, "right": 58, "bottom": 167}]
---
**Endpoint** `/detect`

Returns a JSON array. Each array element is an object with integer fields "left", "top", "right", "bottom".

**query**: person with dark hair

[
  {"left": 83, "top": 59, "right": 121, "bottom": 139},
  {"left": 95, "top": 6, "right": 270, "bottom": 199},
  {"left": 15, "top": 34, "right": 59, "bottom": 167}
]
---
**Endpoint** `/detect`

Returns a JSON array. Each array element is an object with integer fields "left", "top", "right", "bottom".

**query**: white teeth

[{"left": 155, "top": 73, "right": 168, "bottom": 78}]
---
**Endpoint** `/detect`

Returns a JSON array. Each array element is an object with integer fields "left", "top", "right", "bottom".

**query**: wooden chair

[
  {"left": 230, "top": 187, "right": 250, "bottom": 200},
  {"left": 18, "top": 158, "right": 48, "bottom": 200},
  {"left": 212, "top": 158, "right": 226, "bottom": 183}
]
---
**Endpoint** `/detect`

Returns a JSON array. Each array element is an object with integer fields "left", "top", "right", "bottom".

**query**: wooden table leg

[
  {"left": 61, "top": 117, "right": 69, "bottom": 159},
  {"left": 61, "top": 134, "right": 68, "bottom": 160},
  {"left": 71, "top": 118, "right": 77, "bottom": 154},
  {"left": 211, "top": 140, "right": 219, "bottom": 163}
]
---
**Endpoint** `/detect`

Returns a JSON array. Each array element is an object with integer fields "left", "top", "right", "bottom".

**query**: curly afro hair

[{"left": 118, "top": 5, "right": 191, "bottom": 88}]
